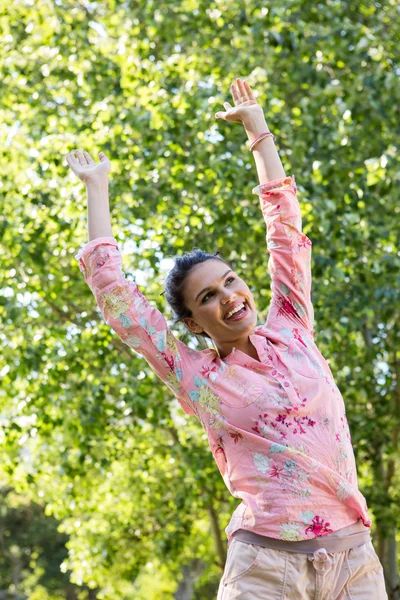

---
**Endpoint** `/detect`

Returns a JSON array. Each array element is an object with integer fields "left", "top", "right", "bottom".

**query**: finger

[
  {"left": 74, "top": 149, "right": 86, "bottom": 166},
  {"left": 230, "top": 82, "right": 240, "bottom": 106},
  {"left": 236, "top": 78, "right": 248, "bottom": 102},
  {"left": 66, "top": 154, "right": 78, "bottom": 173},
  {"left": 98, "top": 151, "right": 108, "bottom": 162},
  {"left": 223, "top": 101, "right": 233, "bottom": 110},
  {"left": 83, "top": 151, "right": 95, "bottom": 164},
  {"left": 243, "top": 80, "right": 256, "bottom": 102},
  {"left": 215, "top": 112, "right": 226, "bottom": 120},
  {"left": 67, "top": 152, "right": 79, "bottom": 165}
]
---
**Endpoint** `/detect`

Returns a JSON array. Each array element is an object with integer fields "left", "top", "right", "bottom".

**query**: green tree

[
  {"left": 0, "top": 486, "right": 97, "bottom": 599},
  {"left": 1, "top": 0, "right": 399, "bottom": 597}
]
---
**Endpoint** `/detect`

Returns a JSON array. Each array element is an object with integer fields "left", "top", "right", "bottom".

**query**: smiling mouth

[{"left": 224, "top": 301, "right": 250, "bottom": 321}]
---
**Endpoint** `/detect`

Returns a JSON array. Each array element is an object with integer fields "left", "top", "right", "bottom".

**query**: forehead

[{"left": 188, "top": 259, "right": 231, "bottom": 281}]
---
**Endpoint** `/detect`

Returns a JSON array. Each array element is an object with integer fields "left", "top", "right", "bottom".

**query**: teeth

[{"left": 226, "top": 302, "right": 246, "bottom": 319}]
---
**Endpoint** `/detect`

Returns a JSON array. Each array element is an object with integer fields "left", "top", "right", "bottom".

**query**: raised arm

[
  {"left": 252, "top": 176, "right": 314, "bottom": 337},
  {"left": 215, "top": 78, "right": 314, "bottom": 337},
  {"left": 66, "top": 149, "right": 196, "bottom": 415}
]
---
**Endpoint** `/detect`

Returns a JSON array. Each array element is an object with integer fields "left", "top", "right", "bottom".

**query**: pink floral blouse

[{"left": 75, "top": 174, "right": 372, "bottom": 544}]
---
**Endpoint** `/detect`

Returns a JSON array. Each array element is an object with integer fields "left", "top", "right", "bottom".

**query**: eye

[
  {"left": 202, "top": 291, "right": 214, "bottom": 303},
  {"left": 201, "top": 276, "right": 235, "bottom": 303}
]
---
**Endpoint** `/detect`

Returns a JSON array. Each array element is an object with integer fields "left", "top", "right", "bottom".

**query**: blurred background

[{"left": 1, "top": 0, "right": 399, "bottom": 598}]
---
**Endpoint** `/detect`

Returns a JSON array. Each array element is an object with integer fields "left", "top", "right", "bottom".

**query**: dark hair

[{"left": 161, "top": 248, "right": 232, "bottom": 340}]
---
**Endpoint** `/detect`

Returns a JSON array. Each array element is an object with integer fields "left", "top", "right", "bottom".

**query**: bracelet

[
  {"left": 249, "top": 131, "right": 276, "bottom": 151},
  {"left": 249, "top": 131, "right": 276, "bottom": 152}
]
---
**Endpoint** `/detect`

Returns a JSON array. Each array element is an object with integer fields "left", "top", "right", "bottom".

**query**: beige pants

[{"left": 217, "top": 537, "right": 388, "bottom": 599}]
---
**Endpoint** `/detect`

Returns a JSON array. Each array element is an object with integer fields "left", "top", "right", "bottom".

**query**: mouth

[{"left": 224, "top": 301, "right": 250, "bottom": 322}]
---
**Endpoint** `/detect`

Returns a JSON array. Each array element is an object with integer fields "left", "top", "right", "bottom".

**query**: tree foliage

[{"left": 1, "top": 0, "right": 399, "bottom": 597}]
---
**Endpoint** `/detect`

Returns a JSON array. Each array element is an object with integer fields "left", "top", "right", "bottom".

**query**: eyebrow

[{"left": 195, "top": 269, "right": 234, "bottom": 303}]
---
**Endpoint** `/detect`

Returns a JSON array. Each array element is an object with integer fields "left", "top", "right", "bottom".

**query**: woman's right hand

[{"left": 66, "top": 149, "right": 111, "bottom": 185}]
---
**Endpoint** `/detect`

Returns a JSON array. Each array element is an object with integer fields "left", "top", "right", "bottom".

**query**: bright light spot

[{"left": 88, "top": 21, "right": 108, "bottom": 39}]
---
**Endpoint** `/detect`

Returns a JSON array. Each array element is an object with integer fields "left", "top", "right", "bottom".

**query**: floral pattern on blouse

[{"left": 75, "top": 174, "right": 372, "bottom": 543}]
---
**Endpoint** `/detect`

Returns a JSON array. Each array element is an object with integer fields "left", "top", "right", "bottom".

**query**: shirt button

[
  {"left": 272, "top": 370, "right": 277, "bottom": 376},
  {"left": 284, "top": 382, "right": 290, "bottom": 387}
]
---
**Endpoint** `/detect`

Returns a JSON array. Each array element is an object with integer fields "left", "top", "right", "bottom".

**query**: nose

[{"left": 221, "top": 290, "right": 236, "bottom": 303}]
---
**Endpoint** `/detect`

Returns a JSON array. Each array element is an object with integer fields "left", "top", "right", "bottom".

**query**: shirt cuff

[
  {"left": 252, "top": 174, "right": 296, "bottom": 196},
  {"left": 74, "top": 236, "right": 119, "bottom": 262}
]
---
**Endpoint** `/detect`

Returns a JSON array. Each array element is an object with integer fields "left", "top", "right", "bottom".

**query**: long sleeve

[
  {"left": 252, "top": 175, "right": 314, "bottom": 337},
  {"left": 74, "top": 236, "right": 196, "bottom": 415}
]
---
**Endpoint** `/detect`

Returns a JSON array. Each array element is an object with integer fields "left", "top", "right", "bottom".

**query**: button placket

[{"left": 270, "top": 369, "right": 300, "bottom": 408}]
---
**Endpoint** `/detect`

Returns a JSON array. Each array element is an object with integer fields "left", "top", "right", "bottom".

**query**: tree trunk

[
  {"left": 362, "top": 322, "right": 399, "bottom": 599},
  {"left": 174, "top": 558, "right": 205, "bottom": 600},
  {"left": 372, "top": 451, "right": 399, "bottom": 600},
  {"left": 65, "top": 586, "right": 79, "bottom": 600},
  {"left": 207, "top": 502, "right": 227, "bottom": 570},
  {"left": 376, "top": 523, "right": 399, "bottom": 600}
]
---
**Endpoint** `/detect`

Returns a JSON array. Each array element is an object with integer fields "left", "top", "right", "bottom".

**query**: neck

[{"left": 216, "top": 336, "right": 260, "bottom": 362}]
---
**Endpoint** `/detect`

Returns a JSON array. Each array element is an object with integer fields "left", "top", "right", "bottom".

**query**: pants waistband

[{"left": 233, "top": 528, "right": 371, "bottom": 555}]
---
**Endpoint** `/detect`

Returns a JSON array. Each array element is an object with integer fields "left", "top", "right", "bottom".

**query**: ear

[{"left": 183, "top": 317, "right": 204, "bottom": 335}]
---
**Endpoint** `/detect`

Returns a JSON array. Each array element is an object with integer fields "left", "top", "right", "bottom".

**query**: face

[{"left": 182, "top": 259, "right": 257, "bottom": 344}]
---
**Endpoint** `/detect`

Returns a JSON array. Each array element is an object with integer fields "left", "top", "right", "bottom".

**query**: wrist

[
  {"left": 243, "top": 116, "right": 269, "bottom": 144},
  {"left": 85, "top": 176, "right": 109, "bottom": 189}
]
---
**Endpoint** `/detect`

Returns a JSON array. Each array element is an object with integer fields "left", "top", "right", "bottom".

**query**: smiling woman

[
  {"left": 162, "top": 248, "right": 259, "bottom": 359},
  {"left": 71, "top": 76, "right": 387, "bottom": 600},
  {"left": 162, "top": 249, "right": 230, "bottom": 331}
]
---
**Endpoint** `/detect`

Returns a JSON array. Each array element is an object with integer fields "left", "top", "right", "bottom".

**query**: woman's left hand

[
  {"left": 215, "top": 78, "right": 265, "bottom": 126},
  {"left": 66, "top": 149, "right": 111, "bottom": 185}
]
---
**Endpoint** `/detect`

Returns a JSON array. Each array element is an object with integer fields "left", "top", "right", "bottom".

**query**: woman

[{"left": 67, "top": 79, "right": 387, "bottom": 599}]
